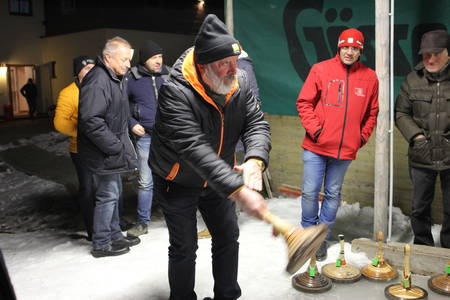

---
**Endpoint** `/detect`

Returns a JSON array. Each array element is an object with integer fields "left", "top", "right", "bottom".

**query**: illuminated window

[{"left": 9, "top": 0, "right": 32, "bottom": 16}]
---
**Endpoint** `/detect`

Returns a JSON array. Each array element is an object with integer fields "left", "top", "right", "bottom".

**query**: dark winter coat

[
  {"left": 20, "top": 82, "right": 37, "bottom": 100},
  {"left": 238, "top": 54, "right": 260, "bottom": 103},
  {"left": 149, "top": 48, "right": 271, "bottom": 197},
  {"left": 127, "top": 64, "right": 169, "bottom": 132},
  {"left": 77, "top": 56, "right": 138, "bottom": 175},
  {"left": 395, "top": 61, "right": 450, "bottom": 171}
]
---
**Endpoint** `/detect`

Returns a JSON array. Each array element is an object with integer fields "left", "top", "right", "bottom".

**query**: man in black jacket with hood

[
  {"left": 150, "top": 14, "right": 271, "bottom": 300},
  {"left": 78, "top": 36, "right": 140, "bottom": 258}
]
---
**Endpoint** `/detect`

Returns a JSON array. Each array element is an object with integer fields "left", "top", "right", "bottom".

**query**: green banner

[{"left": 234, "top": 0, "right": 450, "bottom": 115}]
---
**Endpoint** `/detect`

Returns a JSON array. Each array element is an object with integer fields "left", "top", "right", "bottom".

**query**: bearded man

[{"left": 149, "top": 14, "right": 271, "bottom": 300}]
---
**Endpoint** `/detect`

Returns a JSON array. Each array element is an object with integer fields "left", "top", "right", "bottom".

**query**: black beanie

[
  {"left": 194, "top": 14, "right": 241, "bottom": 64},
  {"left": 73, "top": 55, "right": 95, "bottom": 76},
  {"left": 139, "top": 40, "right": 163, "bottom": 65}
]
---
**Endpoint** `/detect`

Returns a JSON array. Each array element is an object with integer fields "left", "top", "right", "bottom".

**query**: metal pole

[
  {"left": 225, "top": 0, "right": 234, "bottom": 36},
  {"left": 387, "top": 0, "right": 395, "bottom": 242},
  {"left": 373, "top": 0, "right": 390, "bottom": 238}
]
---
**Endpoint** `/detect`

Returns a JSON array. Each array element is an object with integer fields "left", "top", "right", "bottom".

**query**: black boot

[
  {"left": 315, "top": 241, "right": 328, "bottom": 261},
  {"left": 91, "top": 244, "right": 130, "bottom": 258},
  {"left": 112, "top": 236, "right": 141, "bottom": 248}
]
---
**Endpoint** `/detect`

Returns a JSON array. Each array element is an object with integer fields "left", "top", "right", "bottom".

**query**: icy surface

[{"left": 0, "top": 131, "right": 447, "bottom": 300}]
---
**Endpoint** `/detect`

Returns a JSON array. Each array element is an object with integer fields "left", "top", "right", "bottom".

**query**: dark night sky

[{"left": 43, "top": 0, "right": 225, "bottom": 36}]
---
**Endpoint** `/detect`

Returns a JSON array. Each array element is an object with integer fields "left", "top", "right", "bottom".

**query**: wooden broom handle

[
  {"left": 261, "top": 210, "right": 293, "bottom": 235},
  {"left": 404, "top": 244, "right": 411, "bottom": 277},
  {"left": 376, "top": 231, "right": 384, "bottom": 262}
]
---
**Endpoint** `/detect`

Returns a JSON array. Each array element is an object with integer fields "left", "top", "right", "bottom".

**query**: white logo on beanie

[{"left": 347, "top": 37, "right": 354, "bottom": 43}]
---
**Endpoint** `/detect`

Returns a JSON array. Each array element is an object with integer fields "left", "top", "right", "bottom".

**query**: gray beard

[{"left": 203, "top": 65, "right": 235, "bottom": 95}]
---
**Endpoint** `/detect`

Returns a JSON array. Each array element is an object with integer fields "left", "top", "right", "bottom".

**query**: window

[
  {"left": 61, "top": 0, "right": 76, "bottom": 15},
  {"left": 9, "top": 0, "right": 32, "bottom": 16}
]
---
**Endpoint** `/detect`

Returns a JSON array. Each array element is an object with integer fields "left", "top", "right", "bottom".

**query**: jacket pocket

[
  {"left": 324, "top": 79, "right": 345, "bottom": 107},
  {"left": 409, "top": 91, "right": 432, "bottom": 119},
  {"left": 408, "top": 138, "right": 432, "bottom": 165},
  {"left": 104, "top": 144, "right": 126, "bottom": 170},
  {"left": 443, "top": 132, "right": 450, "bottom": 166}
]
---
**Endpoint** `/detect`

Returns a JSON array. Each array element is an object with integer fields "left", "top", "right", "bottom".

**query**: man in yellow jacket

[{"left": 54, "top": 55, "right": 95, "bottom": 240}]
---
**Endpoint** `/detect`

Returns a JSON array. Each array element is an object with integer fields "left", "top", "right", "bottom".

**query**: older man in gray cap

[
  {"left": 150, "top": 14, "right": 271, "bottom": 300},
  {"left": 395, "top": 29, "right": 450, "bottom": 249}
]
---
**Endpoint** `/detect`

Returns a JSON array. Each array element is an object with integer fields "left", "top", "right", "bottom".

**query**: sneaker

[
  {"left": 112, "top": 236, "right": 141, "bottom": 248},
  {"left": 91, "top": 244, "right": 130, "bottom": 258},
  {"left": 120, "top": 219, "right": 134, "bottom": 231},
  {"left": 197, "top": 228, "right": 211, "bottom": 239},
  {"left": 315, "top": 241, "right": 328, "bottom": 261},
  {"left": 127, "top": 223, "right": 148, "bottom": 237}
]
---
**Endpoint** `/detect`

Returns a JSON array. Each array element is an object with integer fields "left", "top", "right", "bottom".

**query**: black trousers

[
  {"left": 154, "top": 175, "right": 241, "bottom": 300},
  {"left": 0, "top": 250, "right": 16, "bottom": 300},
  {"left": 70, "top": 152, "right": 95, "bottom": 239},
  {"left": 409, "top": 166, "right": 450, "bottom": 248}
]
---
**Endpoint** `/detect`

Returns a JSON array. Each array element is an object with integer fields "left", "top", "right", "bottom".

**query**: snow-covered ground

[{"left": 0, "top": 130, "right": 446, "bottom": 300}]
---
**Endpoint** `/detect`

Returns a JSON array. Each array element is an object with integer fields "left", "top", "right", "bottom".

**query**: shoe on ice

[
  {"left": 315, "top": 241, "right": 328, "bottom": 261},
  {"left": 127, "top": 223, "right": 148, "bottom": 237},
  {"left": 197, "top": 228, "right": 211, "bottom": 239},
  {"left": 112, "top": 236, "right": 141, "bottom": 248},
  {"left": 91, "top": 244, "right": 130, "bottom": 258}
]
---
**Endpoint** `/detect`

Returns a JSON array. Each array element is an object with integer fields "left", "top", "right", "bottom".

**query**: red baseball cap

[{"left": 337, "top": 28, "right": 364, "bottom": 50}]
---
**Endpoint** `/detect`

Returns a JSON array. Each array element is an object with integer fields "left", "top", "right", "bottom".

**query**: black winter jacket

[
  {"left": 395, "top": 61, "right": 450, "bottom": 171},
  {"left": 149, "top": 48, "right": 271, "bottom": 197},
  {"left": 78, "top": 56, "right": 138, "bottom": 175}
]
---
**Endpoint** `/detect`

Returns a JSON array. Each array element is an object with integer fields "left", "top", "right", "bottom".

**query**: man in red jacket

[{"left": 296, "top": 28, "right": 379, "bottom": 261}]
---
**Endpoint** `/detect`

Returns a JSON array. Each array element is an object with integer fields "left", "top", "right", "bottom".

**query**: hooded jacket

[
  {"left": 77, "top": 56, "right": 138, "bottom": 175},
  {"left": 54, "top": 81, "right": 80, "bottom": 153},
  {"left": 149, "top": 48, "right": 271, "bottom": 197},
  {"left": 296, "top": 54, "right": 379, "bottom": 160},
  {"left": 395, "top": 61, "right": 450, "bottom": 171},
  {"left": 127, "top": 64, "right": 169, "bottom": 132}
]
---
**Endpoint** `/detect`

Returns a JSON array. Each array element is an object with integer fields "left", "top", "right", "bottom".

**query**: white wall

[{"left": 41, "top": 28, "right": 195, "bottom": 104}]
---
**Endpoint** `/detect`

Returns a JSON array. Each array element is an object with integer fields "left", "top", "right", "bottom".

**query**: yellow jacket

[{"left": 54, "top": 82, "right": 79, "bottom": 153}]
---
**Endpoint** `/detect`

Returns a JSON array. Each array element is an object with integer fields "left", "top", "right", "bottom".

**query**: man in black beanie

[
  {"left": 150, "top": 14, "right": 271, "bottom": 300},
  {"left": 126, "top": 40, "right": 169, "bottom": 237},
  {"left": 54, "top": 55, "right": 95, "bottom": 240}
]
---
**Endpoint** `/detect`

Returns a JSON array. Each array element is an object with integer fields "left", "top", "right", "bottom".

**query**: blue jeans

[
  {"left": 92, "top": 173, "right": 124, "bottom": 250},
  {"left": 136, "top": 133, "right": 153, "bottom": 224},
  {"left": 301, "top": 149, "right": 352, "bottom": 240}
]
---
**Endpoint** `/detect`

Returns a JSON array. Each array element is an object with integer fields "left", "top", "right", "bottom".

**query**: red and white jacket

[{"left": 296, "top": 55, "right": 379, "bottom": 160}]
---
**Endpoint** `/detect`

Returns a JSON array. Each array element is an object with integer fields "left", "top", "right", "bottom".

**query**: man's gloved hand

[{"left": 234, "top": 159, "right": 264, "bottom": 191}]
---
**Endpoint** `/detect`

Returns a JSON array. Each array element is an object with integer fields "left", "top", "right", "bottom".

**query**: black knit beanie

[
  {"left": 73, "top": 55, "right": 95, "bottom": 76},
  {"left": 194, "top": 14, "right": 241, "bottom": 64},
  {"left": 139, "top": 40, "right": 163, "bottom": 65}
]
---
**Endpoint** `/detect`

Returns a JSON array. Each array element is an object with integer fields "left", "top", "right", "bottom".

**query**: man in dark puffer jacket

[
  {"left": 150, "top": 14, "right": 271, "bottom": 300},
  {"left": 396, "top": 29, "right": 450, "bottom": 248},
  {"left": 78, "top": 36, "right": 139, "bottom": 258}
]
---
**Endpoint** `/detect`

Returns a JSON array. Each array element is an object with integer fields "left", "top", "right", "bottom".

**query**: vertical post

[
  {"left": 225, "top": 0, "right": 234, "bottom": 36},
  {"left": 374, "top": 0, "right": 390, "bottom": 238}
]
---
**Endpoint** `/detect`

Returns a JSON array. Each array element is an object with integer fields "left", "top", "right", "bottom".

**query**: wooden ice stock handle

[
  {"left": 404, "top": 244, "right": 411, "bottom": 277},
  {"left": 261, "top": 210, "right": 294, "bottom": 236}
]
